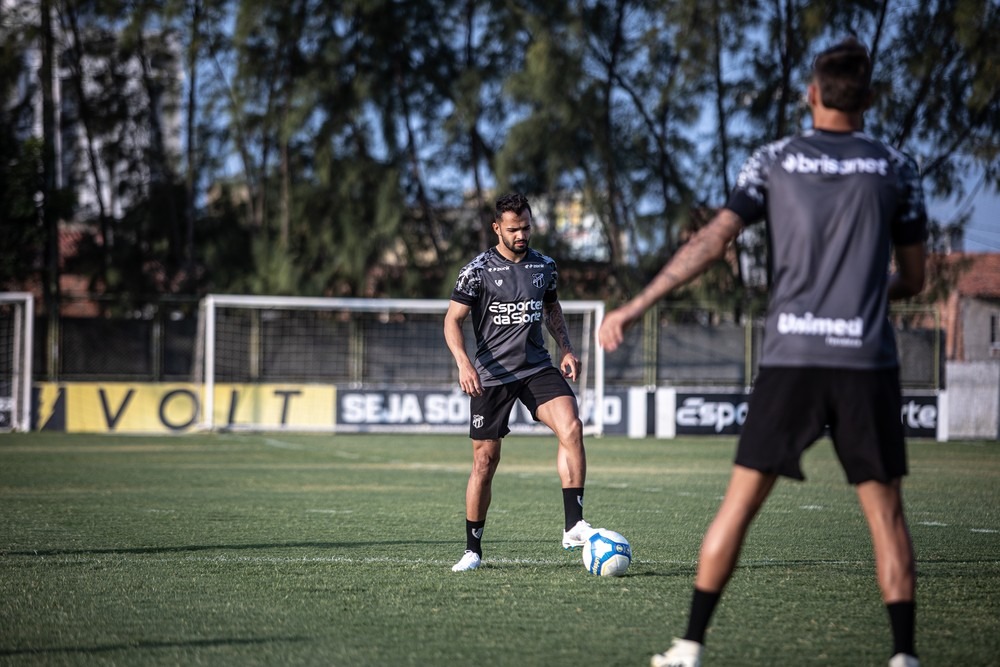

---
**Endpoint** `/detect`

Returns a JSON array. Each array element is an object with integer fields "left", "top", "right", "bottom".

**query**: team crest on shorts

[
  {"left": 472, "top": 414, "right": 484, "bottom": 428},
  {"left": 532, "top": 273, "right": 544, "bottom": 288}
]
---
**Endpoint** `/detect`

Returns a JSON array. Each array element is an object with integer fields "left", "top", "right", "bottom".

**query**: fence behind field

[{"left": 23, "top": 297, "right": 944, "bottom": 390}]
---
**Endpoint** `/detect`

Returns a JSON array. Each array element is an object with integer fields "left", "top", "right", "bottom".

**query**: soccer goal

[
  {"left": 0, "top": 293, "right": 34, "bottom": 432},
  {"left": 196, "top": 295, "right": 605, "bottom": 435}
]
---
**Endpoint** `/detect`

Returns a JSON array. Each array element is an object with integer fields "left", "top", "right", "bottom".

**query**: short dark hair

[
  {"left": 812, "top": 37, "right": 872, "bottom": 113},
  {"left": 495, "top": 192, "right": 532, "bottom": 221}
]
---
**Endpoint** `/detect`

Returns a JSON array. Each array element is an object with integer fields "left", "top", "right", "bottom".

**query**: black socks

[
  {"left": 562, "top": 487, "right": 585, "bottom": 530},
  {"left": 683, "top": 588, "right": 721, "bottom": 645},
  {"left": 465, "top": 519, "right": 485, "bottom": 555},
  {"left": 887, "top": 601, "right": 917, "bottom": 657}
]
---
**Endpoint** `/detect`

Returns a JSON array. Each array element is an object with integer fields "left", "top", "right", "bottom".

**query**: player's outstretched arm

[
  {"left": 599, "top": 208, "right": 744, "bottom": 352},
  {"left": 444, "top": 300, "right": 483, "bottom": 397}
]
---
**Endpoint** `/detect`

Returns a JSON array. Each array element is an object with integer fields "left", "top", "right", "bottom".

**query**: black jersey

[
  {"left": 450, "top": 247, "right": 559, "bottom": 386},
  {"left": 726, "top": 129, "right": 928, "bottom": 369}
]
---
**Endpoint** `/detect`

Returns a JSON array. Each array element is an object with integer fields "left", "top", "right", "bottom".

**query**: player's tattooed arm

[
  {"left": 543, "top": 301, "right": 574, "bottom": 354},
  {"left": 631, "top": 210, "right": 741, "bottom": 311},
  {"left": 544, "top": 301, "right": 579, "bottom": 381},
  {"left": 599, "top": 208, "right": 744, "bottom": 352},
  {"left": 654, "top": 209, "right": 743, "bottom": 295}
]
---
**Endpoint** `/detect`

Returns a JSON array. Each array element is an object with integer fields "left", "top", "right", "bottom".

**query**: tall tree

[
  {"left": 498, "top": 1, "right": 706, "bottom": 296},
  {"left": 872, "top": 0, "right": 1000, "bottom": 202},
  {"left": 8, "top": 0, "right": 998, "bottom": 306},
  {"left": 0, "top": 3, "right": 48, "bottom": 290}
]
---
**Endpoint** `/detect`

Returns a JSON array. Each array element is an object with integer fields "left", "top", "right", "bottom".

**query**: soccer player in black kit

[
  {"left": 444, "top": 193, "right": 593, "bottom": 572},
  {"left": 599, "top": 38, "right": 926, "bottom": 667}
]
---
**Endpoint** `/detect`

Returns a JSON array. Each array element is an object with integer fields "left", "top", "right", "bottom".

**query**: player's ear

[{"left": 806, "top": 82, "right": 818, "bottom": 108}]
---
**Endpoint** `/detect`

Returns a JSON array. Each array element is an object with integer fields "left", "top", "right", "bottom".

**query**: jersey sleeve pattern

[
  {"left": 450, "top": 251, "right": 490, "bottom": 306},
  {"left": 725, "top": 136, "right": 795, "bottom": 224},
  {"left": 540, "top": 252, "right": 559, "bottom": 303},
  {"left": 884, "top": 146, "right": 929, "bottom": 246}
]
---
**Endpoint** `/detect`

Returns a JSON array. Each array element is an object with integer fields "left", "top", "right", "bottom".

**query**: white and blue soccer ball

[{"left": 582, "top": 528, "right": 631, "bottom": 577}]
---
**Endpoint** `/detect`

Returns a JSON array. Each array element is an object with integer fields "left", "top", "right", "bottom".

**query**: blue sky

[
  {"left": 929, "top": 188, "right": 1000, "bottom": 253},
  {"left": 964, "top": 192, "right": 999, "bottom": 252}
]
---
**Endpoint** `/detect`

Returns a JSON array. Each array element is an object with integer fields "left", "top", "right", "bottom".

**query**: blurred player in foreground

[
  {"left": 598, "top": 38, "right": 926, "bottom": 667},
  {"left": 444, "top": 192, "right": 593, "bottom": 572}
]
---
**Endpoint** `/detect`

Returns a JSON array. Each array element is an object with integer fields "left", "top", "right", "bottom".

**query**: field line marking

[{"left": 262, "top": 438, "right": 306, "bottom": 450}]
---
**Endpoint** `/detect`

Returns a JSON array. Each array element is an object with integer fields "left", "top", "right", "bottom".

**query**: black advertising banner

[
  {"left": 672, "top": 391, "right": 939, "bottom": 439},
  {"left": 674, "top": 393, "right": 750, "bottom": 436},
  {"left": 335, "top": 387, "right": 629, "bottom": 435}
]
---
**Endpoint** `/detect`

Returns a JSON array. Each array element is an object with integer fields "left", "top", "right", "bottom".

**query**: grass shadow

[{"left": 0, "top": 636, "right": 308, "bottom": 658}]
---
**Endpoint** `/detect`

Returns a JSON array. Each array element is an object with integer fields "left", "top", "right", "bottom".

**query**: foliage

[
  {"left": 0, "top": 5, "right": 44, "bottom": 289},
  {"left": 2, "top": 0, "right": 997, "bottom": 305},
  {"left": 0, "top": 137, "right": 47, "bottom": 290}
]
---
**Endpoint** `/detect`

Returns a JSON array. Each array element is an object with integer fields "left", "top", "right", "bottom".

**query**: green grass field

[{"left": 1, "top": 433, "right": 998, "bottom": 666}]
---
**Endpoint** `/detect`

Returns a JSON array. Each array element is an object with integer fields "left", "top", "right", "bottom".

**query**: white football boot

[
  {"left": 650, "top": 639, "right": 703, "bottom": 667},
  {"left": 889, "top": 654, "right": 920, "bottom": 667},
  {"left": 451, "top": 550, "right": 481, "bottom": 572},
  {"left": 561, "top": 519, "right": 594, "bottom": 549}
]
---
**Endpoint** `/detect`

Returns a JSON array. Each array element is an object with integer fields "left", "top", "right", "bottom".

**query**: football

[{"left": 582, "top": 528, "right": 631, "bottom": 577}]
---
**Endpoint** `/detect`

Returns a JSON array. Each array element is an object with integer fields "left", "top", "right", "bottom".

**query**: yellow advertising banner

[{"left": 35, "top": 382, "right": 337, "bottom": 433}]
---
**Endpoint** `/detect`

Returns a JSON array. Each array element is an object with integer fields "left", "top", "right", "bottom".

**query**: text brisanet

[
  {"left": 489, "top": 299, "right": 543, "bottom": 324},
  {"left": 781, "top": 152, "right": 889, "bottom": 176}
]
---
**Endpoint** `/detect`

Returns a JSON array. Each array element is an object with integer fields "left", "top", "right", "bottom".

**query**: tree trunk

[{"left": 40, "top": 0, "right": 60, "bottom": 377}]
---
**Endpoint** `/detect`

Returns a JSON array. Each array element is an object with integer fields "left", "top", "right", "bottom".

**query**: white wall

[{"left": 946, "top": 361, "right": 1000, "bottom": 439}]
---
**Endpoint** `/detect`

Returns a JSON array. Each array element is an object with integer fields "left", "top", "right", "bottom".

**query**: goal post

[
  {"left": 196, "top": 295, "right": 605, "bottom": 435},
  {"left": 0, "top": 292, "right": 34, "bottom": 432}
]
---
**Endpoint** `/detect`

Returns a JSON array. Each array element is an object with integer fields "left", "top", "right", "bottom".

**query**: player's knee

[
  {"left": 697, "top": 539, "right": 726, "bottom": 572},
  {"left": 473, "top": 449, "right": 501, "bottom": 477},
  {"left": 558, "top": 416, "right": 583, "bottom": 443}
]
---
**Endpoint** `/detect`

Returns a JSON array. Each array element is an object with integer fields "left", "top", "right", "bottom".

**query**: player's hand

[
  {"left": 598, "top": 307, "right": 636, "bottom": 352},
  {"left": 560, "top": 353, "right": 579, "bottom": 382},
  {"left": 458, "top": 366, "right": 483, "bottom": 397}
]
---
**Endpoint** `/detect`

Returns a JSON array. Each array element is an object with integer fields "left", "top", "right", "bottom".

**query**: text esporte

[
  {"left": 675, "top": 395, "right": 938, "bottom": 434},
  {"left": 489, "top": 299, "right": 543, "bottom": 325},
  {"left": 677, "top": 397, "right": 749, "bottom": 433}
]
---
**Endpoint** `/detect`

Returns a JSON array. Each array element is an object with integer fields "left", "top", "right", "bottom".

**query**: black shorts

[
  {"left": 736, "top": 366, "right": 907, "bottom": 484},
  {"left": 469, "top": 366, "right": 576, "bottom": 440}
]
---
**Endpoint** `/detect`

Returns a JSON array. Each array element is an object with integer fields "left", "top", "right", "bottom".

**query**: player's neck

[
  {"left": 811, "top": 109, "right": 864, "bottom": 133},
  {"left": 494, "top": 244, "right": 527, "bottom": 263}
]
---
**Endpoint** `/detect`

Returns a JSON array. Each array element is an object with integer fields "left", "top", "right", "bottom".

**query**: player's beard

[{"left": 502, "top": 237, "right": 528, "bottom": 257}]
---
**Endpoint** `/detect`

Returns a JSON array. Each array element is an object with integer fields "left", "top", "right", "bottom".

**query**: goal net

[
  {"left": 0, "top": 293, "right": 34, "bottom": 432},
  {"left": 196, "top": 295, "right": 605, "bottom": 435}
]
